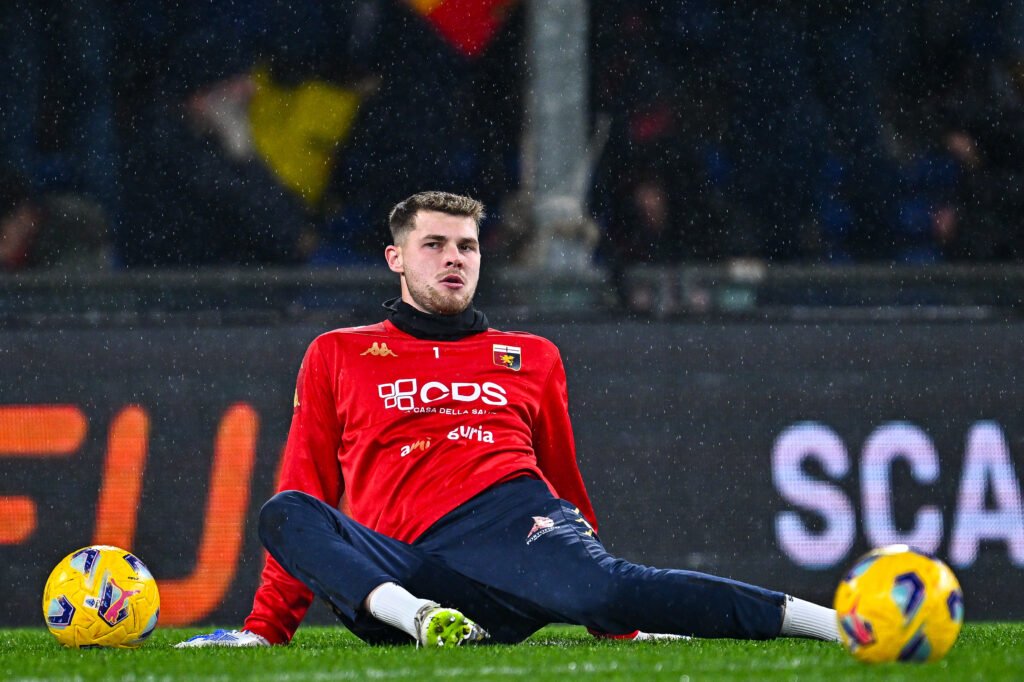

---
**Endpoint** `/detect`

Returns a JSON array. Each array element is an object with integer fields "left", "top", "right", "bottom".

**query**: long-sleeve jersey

[{"left": 243, "top": 319, "right": 597, "bottom": 644}]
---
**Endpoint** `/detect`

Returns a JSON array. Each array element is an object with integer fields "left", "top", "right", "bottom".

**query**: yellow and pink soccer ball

[
  {"left": 834, "top": 544, "right": 963, "bottom": 663},
  {"left": 42, "top": 545, "right": 160, "bottom": 648}
]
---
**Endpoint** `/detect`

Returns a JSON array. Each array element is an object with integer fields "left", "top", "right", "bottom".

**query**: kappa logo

[
  {"left": 361, "top": 342, "right": 398, "bottom": 357},
  {"left": 526, "top": 516, "right": 557, "bottom": 545},
  {"left": 571, "top": 508, "right": 595, "bottom": 537}
]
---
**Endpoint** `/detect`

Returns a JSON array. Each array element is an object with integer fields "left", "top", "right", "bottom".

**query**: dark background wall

[{"left": 3, "top": 318, "right": 1022, "bottom": 626}]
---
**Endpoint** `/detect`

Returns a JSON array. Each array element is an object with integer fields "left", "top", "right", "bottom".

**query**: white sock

[
  {"left": 780, "top": 595, "right": 840, "bottom": 641},
  {"left": 365, "top": 582, "right": 436, "bottom": 639}
]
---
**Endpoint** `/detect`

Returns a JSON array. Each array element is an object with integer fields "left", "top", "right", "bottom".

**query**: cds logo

[{"left": 377, "top": 379, "right": 507, "bottom": 411}]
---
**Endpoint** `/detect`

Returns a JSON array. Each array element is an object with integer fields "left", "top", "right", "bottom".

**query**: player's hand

[{"left": 174, "top": 629, "right": 271, "bottom": 648}]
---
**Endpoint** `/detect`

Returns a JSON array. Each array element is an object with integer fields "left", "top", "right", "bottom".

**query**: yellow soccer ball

[
  {"left": 42, "top": 545, "right": 160, "bottom": 648},
  {"left": 834, "top": 545, "right": 963, "bottom": 663}
]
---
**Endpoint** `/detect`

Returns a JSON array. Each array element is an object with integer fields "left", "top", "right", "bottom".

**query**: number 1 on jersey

[{"left": 433, "top": 346, "right": 439, "bottom": 359}]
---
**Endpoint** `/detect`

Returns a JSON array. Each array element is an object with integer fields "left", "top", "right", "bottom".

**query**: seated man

[{"left": 179, "top": 191, "right": 838, "bottom": 648}]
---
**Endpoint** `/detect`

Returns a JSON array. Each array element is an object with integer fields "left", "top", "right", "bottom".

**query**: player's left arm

[{"left": 531, "top": 348, "right": 599, "bottom": 532}]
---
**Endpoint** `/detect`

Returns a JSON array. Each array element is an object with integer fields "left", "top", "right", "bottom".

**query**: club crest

[{"left": 493, "top": 344, "right": 521, "bottom": 371}]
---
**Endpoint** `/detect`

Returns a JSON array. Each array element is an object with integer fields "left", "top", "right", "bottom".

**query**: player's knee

[{"left": 258, "top": 490, "right": 308, "bottom": 546}]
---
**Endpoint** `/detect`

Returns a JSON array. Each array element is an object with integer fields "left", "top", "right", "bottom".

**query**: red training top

[{"left": 243, "top": 320, "right": 597, "bottom": 644}]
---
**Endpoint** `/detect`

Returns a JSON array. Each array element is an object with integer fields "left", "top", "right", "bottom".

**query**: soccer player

[{"left": 178, "top": 191, "right": 839, "bottom": 648}]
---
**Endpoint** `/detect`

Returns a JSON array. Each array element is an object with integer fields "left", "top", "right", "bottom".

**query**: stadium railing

[{"left": 2, "top": 264, "right": 1022, "bottom": 327}]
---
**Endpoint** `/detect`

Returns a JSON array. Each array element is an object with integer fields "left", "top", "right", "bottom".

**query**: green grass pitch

[{"left": 1, "top": 624, "right": 1021, "bottom": 681}]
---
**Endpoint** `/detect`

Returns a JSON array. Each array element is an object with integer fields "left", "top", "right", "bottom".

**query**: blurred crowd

[
  {"left": 2, "top": 0, "right": 1024, "bottom": 273},
  {"left": 594, "top": 0, "right": 1024, "bottom": 269}
]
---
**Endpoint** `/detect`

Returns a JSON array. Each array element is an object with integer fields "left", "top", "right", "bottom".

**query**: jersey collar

[{"left": 383, "top": 297, "right": 489, "bottom": 341}]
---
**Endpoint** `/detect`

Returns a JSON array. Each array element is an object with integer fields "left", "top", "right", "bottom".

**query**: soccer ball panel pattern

[
  {"left": 834, "top": 545, "right": 963, "bottom": 664},
  {"left": 42, "top": 545, "right": 160, "bottom": 649}
]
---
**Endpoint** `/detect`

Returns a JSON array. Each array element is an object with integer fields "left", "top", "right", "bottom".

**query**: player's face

[{"left": 385, "top": 210, "right": 481, "bottom": 315}]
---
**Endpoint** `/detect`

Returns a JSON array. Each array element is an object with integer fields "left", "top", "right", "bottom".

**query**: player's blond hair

[{"left": 388, "top": 191, "right": 485, "bottom": 244}]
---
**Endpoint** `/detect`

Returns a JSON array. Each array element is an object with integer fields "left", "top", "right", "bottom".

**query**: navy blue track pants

[{"left": 259, "top": 477, "right": 785, "bottom": 644}]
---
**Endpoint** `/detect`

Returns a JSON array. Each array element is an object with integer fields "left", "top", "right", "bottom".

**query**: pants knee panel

[{"left": 258, "top": 490, "right": 311, "bottom": 546}]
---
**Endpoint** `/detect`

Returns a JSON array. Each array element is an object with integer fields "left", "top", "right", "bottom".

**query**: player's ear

[{"left": 385, "top": 244, "right": 403, "bottom": 274}]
